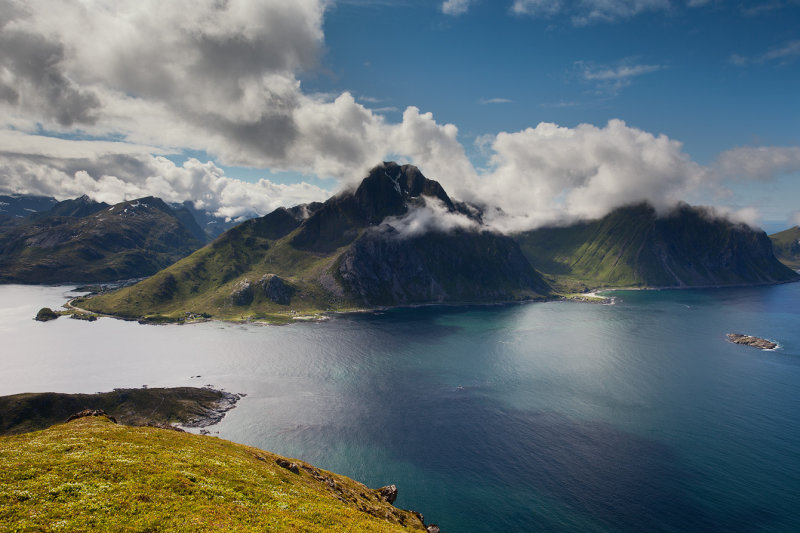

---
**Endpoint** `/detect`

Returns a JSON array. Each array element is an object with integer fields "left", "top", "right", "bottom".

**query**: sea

[{"left": 2, "top": 282, "right": 799, "bottom": 532}]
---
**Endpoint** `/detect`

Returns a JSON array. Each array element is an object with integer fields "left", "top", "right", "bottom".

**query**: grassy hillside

[
  {"left": 0, "top": 416, "right": 429, "bottom": 532},
  {"left": 516, "top": 203, "right": 799, "bottom": 291},
  {"left": 770, "top": 226, "right": 800, "bottom": 269}
]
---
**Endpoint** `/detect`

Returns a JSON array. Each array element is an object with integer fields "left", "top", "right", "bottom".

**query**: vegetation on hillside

[
  {"left": 769, "top": 226, "right": 800, "bottom": 269},
  {"left": 0, "top": 416, "right": 430, "bottom": 532}
]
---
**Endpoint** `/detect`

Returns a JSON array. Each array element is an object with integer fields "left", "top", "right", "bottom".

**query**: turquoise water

[{"left": 2, "top": 283, "right": 800, "bottom": 531}]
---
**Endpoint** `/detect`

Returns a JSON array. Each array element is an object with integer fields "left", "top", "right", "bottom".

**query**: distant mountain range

[
  {"left": 0, "top": 196, "right": 205, "bottom": 283},
  {"left": 0, "top": 193, "right": 260, "bottom": 283},
  {"left": 78, "top": 163, "right": 798, "bottom": 322}
]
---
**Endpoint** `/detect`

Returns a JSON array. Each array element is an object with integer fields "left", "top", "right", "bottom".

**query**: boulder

[
  {"left": 230, "top": 279, "right": 254, "bottom": 306},
  {"left": 257, "top": 274, "right": 294, "bottom": 305},
  {"left": 377, "top": 484, "right": 398, "bottom": 504}
]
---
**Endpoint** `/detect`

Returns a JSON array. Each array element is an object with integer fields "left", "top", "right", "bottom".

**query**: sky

[{"left": 0, "top": 0, "right": 799, "bottom": 232}]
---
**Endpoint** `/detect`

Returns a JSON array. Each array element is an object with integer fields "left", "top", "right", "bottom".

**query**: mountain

[
  {"left": 35, "top": 194, "right": 110, "bottom": 219},
  {"left": 515, "top": 203, "right": 799, "bottom": 290},
  {"left": 0, "top": 196, "right": 205, "bottom": 283},
  {"left": 0, "top": 415, "right": 432, "bottom": 532},
  {"left": 0, "top": 194, "right": 57, "bottom": 227},
  {"left": 81, "top": 162, "right": 550, "bottom": 320},
  {"left": 174, "top": 200, "right": 259, "bottom": 241},
  {"left": 770, "top": 226, "right": 800, "bottom": 269}
]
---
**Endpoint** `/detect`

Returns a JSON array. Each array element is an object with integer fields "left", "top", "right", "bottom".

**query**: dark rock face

[
  {"left": 338, "top": 226, "right": 550, "bottom": 306},
  {"left": 230, "top": 275, "right": 294, "bottom": 306},
  {"left": 727, "top": 333, "right": 778, "bottom": 350},
  {"left": 290, "top": 162, "right": 462, "bottom": 253},
  {"left": 258, "top": 274, "right": 294, "bottom": 305},
  {"left": 230, "top": 279, "right": 254, "bottom": 306},
  {"left": 377, "top": 485, "right": 398, "bottom": 504}
]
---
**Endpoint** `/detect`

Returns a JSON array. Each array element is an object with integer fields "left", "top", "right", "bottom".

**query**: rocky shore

[
  {"left": 0, "top": 386, "right": 243, "bottom": 436},
  {"left": 727, "top": 333, "right": 778, "bottom": 350}
]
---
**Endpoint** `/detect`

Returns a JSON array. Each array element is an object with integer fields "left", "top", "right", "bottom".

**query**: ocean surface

[{"left": 2, "top": 283, "right": 800, "bottom": 532}]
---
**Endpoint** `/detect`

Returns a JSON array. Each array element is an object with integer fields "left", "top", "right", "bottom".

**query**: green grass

[
  {"left": 80, "top": 224, "right": 353, "bottom": 323},
  {"left": 0, "top": 417, "right": 428, "bottom": 532}
]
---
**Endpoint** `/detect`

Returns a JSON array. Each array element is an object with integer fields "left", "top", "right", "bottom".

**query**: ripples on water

[{"left": 2, "top": 284, "right": 800, "bottom": 532}]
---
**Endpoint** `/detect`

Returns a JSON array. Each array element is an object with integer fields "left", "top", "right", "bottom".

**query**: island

[{"left": 726, "top": 333, "right": 778, "bottom": 350}]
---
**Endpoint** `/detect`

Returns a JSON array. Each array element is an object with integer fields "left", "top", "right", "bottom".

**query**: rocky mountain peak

[{"left": 352, "top": 162, "right": 454, "bottom": 224}]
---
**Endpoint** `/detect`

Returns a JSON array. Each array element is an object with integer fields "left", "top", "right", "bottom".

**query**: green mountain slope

[
  {"left": 769, "top": 226, "right": 800, "bottom": 269},
  {"left": 516, "top": 203, "right": 799, "bottom": 289},
  {"left": 0, "top": 196, "right": 205, "bottom": 283},
  {"left": 0, "top": 416, "right": 430, "bottom": 532},
  {"left": 81, "top": 163, "right": 550, "bottom": 321}
]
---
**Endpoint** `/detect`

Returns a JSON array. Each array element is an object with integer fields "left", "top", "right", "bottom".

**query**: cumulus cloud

[
  {"left": 442, "top": 0, "right": 474, "bottom": 15},
  {"left": 473, "top": 119, "right": 708, "bottom": 231},
  {"left": 511, "top": 0, "right": 670, "bottom": 25},
  {"left": 381, "top": 197, "right": 480, "bottom": 238}
]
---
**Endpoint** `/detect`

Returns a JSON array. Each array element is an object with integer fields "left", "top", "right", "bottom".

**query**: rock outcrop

[{"left": 727, "top": 333, "right": 778, "bottom": 350}]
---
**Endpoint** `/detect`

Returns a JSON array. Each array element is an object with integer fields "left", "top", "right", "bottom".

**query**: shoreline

[{"left": 22, "top": 275, "right": 800, "bottom": 326}]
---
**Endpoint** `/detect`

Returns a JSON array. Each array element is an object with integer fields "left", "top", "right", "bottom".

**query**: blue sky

[
  {"left": 311, "top": 1, "right": 799, "bottom": 159},
  {"left": 0, "top": 0, "right": 798, "bottom": 230}
]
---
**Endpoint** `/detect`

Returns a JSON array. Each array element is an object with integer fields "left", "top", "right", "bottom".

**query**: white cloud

[
  {"left": 473, "top": 119, "right": 708, "bottom": 232},
  {"left": 442, "top": 0, "right": 473, "bottom": 16},
  {"left": 0, "top": 134, "right": 331, "bottom": 219},
  {"left": 512, "top": 0, "right": 670, "bottom": 24},
  {"left": 479, "top": 98, "right": 513, "bottom": 104},
  {"left": 791, "top": 211, "right": 800, "bottom": 227},
  {"left": 578, "top": 60, "right": 665, "bottom": 93},
  {"left": 381, "top": 197, "right": 480, "bottom": 238},
  {"left": 714, "top": 146, "right": 800, "bottom": 181}
]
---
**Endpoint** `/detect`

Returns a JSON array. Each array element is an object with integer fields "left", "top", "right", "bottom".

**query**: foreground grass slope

[{"left": 0, "top": 416, "right": 428, "bottom": 532}]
